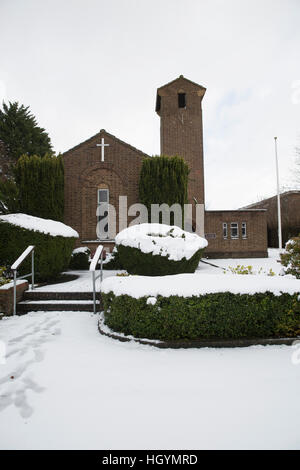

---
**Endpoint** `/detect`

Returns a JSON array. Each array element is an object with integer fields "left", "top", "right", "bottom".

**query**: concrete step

[
  {"left": 17, "top": 299, "right": 101, "bottom": 313},
  {"left": 23, "top": 291, "right": 97, "bottom": 301}
]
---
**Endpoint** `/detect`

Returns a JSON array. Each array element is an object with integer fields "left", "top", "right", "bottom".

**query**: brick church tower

[{"left": 155, "top": 75, "right": 206, "bottom": 207}]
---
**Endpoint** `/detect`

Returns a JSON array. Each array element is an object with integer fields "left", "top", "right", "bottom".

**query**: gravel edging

[{"left": 98, "top": 317, "right": 300, "bottom": 349}]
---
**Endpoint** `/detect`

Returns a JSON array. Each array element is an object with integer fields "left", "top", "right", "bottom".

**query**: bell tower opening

[
  {"left": 178, "top": 92, "right": 186, "bottom": 108},
  {"left": 155, "top": 94, "right": 161, "bottom": 112}
]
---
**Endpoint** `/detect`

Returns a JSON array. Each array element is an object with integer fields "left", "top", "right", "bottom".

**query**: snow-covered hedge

[
  {"left": 69, "top": 246, "right": 90, "bottom": 270},
  {"left": 102, "top": 273, "right": 300, "bottom": 341},
  {"left": 0, "top": 213, "right": 78, "bottom": 238},
  {"left": 0, "top": 213, "right": 79, "bottom": 281},
  {"left": 115, "top": 223, "right": 208, "bottom": 276}
]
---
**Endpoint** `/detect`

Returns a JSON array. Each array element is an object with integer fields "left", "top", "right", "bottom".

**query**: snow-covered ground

[
  {"left": 0, "top": 311, "right": 300, "bottom": 450},
  {"left": 0, "top": 248, "right": 299, "bottom": 450},
  {"left": 199, "top": 248, "right": 284, "bottom": 275}
]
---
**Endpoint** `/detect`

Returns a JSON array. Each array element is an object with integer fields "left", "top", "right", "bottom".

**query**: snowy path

[
  {"left": 0, "top": 311, "right": 300, "bottom": 450},
  {"left": 34, "top": 249, "right": 283, "bottom": 293},
  {"left": 35, "top": 269, "right": 124, "bottom": 292}
]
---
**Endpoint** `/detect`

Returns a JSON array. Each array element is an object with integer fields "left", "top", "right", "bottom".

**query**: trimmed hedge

[
  {"left": 102, "top": 291, "right": 300, "bottom": 341},
  {"left": 69, "top": 247, "right": 90, "bottom": 270},
  {"left": 117, "top": 244, "right": 204, "bottom": 276},
  {"left": 0, "top": 221, "right": 76, "bottom": 282}
]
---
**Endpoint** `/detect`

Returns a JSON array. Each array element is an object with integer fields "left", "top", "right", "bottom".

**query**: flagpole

[{"left": 274, "top": 137, "right": 282, "bottom": 249}]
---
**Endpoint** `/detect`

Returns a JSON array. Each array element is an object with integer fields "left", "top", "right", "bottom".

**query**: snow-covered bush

[
  {"left": 102, "top": 274, "right": 300, "bottom": 341},
  {"left": 115, "top": 223, "right": 208, "bottom": 276},
  {"left": 0, "top": 213, "right": 78, "bottom": 281},
  {"left": 69, "top": 246, "right": 90, "bottom": 270},
  {"left": 280, "top": 236, "right": 300, "bottom": 279}
]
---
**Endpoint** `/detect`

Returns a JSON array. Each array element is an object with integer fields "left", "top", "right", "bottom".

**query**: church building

[{"left": 63, "top": 75, "right": 268, "bottom": 258}]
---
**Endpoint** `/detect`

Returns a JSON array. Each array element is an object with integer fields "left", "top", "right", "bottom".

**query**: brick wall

[
  {"left": 204, "top": 210, "right": 268, "bottom": 258},
  {"left": 0, "top": 280, "right": 28, "bottom": 316}
]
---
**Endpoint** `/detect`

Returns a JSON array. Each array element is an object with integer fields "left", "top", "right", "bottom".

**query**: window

[
  {"left": 97, "top": 189, "right": 109, "bottom": 239},
  {"left": 155, "top": 94, "right": 161, "bottom": 112},
  {"left": 223, "top": 223, "right": 228, "bottom": 239},
  {"left": 178, "top": 93, "right": 186, "bottom": 108},
  {"left": 242, "top": 222, "right": 247, "bottom": 238},
  {"left": 230, "top": 222, "right": 239, "bottom": 239},
  {"left": 98, "top": 189, "right": 108, "bottom": 204}
]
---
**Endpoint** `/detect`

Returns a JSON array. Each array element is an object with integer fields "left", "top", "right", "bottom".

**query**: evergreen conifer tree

[
  {"left": 14, "top": 154, "right": 64, "bottom": 221},
  {"left": 0, "top": 101, "right": 53, "bottom": 162},
  {"left": 139, "top": 155, "right": 189, "bottom": 224}
]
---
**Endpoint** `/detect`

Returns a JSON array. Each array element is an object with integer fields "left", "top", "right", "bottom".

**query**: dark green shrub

[
  {"left": 117, "top": 244, "right": 204, "bottom": 276},
  {"left": 0, "top": 179, "right": 19, "bottom": 214},
  {"left": 14, "top": 154, "right": 64, "bottom": 221},
  {"left": 0, "top": 266, "right": 9, "bottom": 287},
  {"left": 103, "top": 248, "right": 124, "bottom": 270},
  {"left": 139, "top": 155, "right": 189, "bottom": 224},
  {"left": 102, "top": 291, "right": 300, "bottom": 341},
  {"left": 280, "top": 236, "right": 300, "bottom": 279},
  {"left": 69, "top": 247, "right": 90, "bottom": 270},
  {"left": 0, "top": 219, "right": 77, "bottom": 282}
]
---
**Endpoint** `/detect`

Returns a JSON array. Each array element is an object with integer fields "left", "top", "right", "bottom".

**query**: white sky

[{"left": 0, "top": 0, "right": 300, "bottom": 209}]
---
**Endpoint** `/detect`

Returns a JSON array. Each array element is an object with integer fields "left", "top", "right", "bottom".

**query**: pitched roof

[
  {"left": 62, "top": 129, "right": 150, "bottom": 159},
  {"left": 241, "top": 190, "right": 300, "bottom": 209},
  {"left": 157, "top": 75, "right": 206, "bottom": 92}
]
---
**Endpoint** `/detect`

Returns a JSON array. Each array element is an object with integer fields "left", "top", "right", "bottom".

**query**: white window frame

[
  {"left": 98, "top": 188, "right": 109, "bottom": 204},
  {"left": 242, "top": 222, "right": 247, "bottom": 239},
  {"left": 223, "top": 222, "right": 228, "bottom": 239},
  {"left": 230, "top": 222, "right": 239, "bottom": 239}
]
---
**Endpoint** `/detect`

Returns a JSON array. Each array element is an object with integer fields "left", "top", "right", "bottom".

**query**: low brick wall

[
  {"left": 205, "top": 251, "right": 268, "bottom": 259},
  {"left": 0, "top": 280, "right": 29, "bottom": 317}
]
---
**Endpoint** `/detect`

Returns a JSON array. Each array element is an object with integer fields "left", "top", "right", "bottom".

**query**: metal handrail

[
  {"left": 11, "top": 245, "right": 35, "bottom": 316},
  {"left": 89, "top": 245, "right": 104, "bottom": 314}
]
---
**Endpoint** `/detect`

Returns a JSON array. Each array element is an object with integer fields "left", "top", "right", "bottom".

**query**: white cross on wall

[{"left": 96, "top": 138, "right": 110, "bottom": 162}]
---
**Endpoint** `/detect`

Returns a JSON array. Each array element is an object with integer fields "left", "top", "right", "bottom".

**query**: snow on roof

[
  {"left": 102, "top": 272, "right": 300, "bottom": 299},
  {"left": 0, "top": 213, "right": 79, "bottom": 238},
  {"left": 115, "top": 223, "right": 208, "bottom": 261}
]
